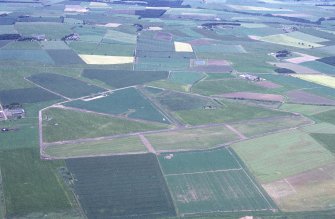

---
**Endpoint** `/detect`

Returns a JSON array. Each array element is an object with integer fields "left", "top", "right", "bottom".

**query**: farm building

[
  {"left": 4, "top": 108, "right": 25, "bottom": 119},
  {"left": 239, "top": 74, "right": 263, "bottom": 81}
]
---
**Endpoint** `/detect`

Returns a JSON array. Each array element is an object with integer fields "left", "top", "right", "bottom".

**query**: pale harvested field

[
  {"left": 263, "top": 163, "right": 335, "bottom": 211},
  {"left": 291, "top": 74, "right": 335, "bottom": 89},
  {"left": 79, "top": 54, "right": 134, "bottom": 65},
  {"left": 174, "top": 42, "right": 193, "bottom": 52},
  {"left": 89, "top": 2, "right": 109, "bottom": 7},
  {"left": 64, "top": 5, "right": 88, "bottom": 13},
  {"left": 97, "top": 23, "right": 121, "bottom": 28},
  {"left": 285, "top": 52, "right": 319, "bottom": 64}
]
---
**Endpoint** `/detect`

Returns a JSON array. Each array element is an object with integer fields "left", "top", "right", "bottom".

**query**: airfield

[{"left": 0, "top": 0, "right": 335, "bottom": 218}]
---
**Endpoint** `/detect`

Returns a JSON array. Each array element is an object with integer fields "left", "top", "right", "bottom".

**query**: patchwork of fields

[
  {"left": 159, "top": 149, "right": 277, "bottom": 215},
  {"left": 1, "top": 0, "right": 335, "bottom": 218}
]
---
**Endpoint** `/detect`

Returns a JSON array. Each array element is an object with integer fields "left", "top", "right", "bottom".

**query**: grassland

[
  {"left": 103, "top": 29, "right": 137, "bottom": 44},
  {"left": 27, "top": 73, "right": 106, "bottom": 99},
  {"left": 312, "top": 109, "right": 335, "bottom": 125},
  {"left": 0, "top": 148, "right": 76, "bottom": 217},
  {"left": 42, "top": 107, "right": 168, "bottom": 142},
  {"left": 301, "top": 123, "right": 335, "bottom": 134},
  {"left": 232, "top": 130, "right": 335, "bottom": 183},
  {"left": 46, "top": 50, "right": 85, "bottom": 65},
  {"left": 192, "top": 79, "right": 268, "bottom": 96},
  {"left": 0, "top": 87, "right": 61, "bottom": 104},
  {"left": 310, "top": 133, "right": 335, "bottom": 154},
  {"left": 145, "top": 125, "right": 239, "bottom": 151},
  {"left": 259, "top": 34, "right": 324, "bottom": 49},
  {"left": 45, "top": 136, "right": 146, "bottom": 158},
  {"left": 159, "top": 149, "right": 276, "bottom": 215},
  {"left": 175, "top": 101, "right": 288, "bottom": 125},
  {"left": 0, "top": 50, "right": 54, "bottom": 64},
  {"left": 263, "top": 162, "right": 335, "bottom": 212},
  {"left": 280, "top": 103, "right": 335, "bottom": 116},
  {"left": 69, "top": 42, "right": 135, "bottom": 56},
  {"left": 15, "top": 22, "right": 73, "bottom": 40},
  {"left": 66, "top": 154, "right": 176, "bottom": 218},
  {"left": 230, "top": 115, "right": 311, "bottom": 138},
  {"left": 156, "top": 91, "right": 218, "bottom": 111},
  {"left": 64, "top": 88, "right": 169, "bottom": 124},
  {"left": 82, "top": 69, "right": 168, "bottom": 88},
  {"left": 168, "top": 71, "right": 205, "bottom": 85}
]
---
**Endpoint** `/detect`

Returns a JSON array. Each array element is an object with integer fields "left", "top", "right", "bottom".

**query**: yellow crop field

[
  {"left": 291, "top": 74, "right": 335, "bottom": 89},
  {"left": 174, "top": 42, "right": 193, "bottom": 52},
  {"left": 79, "top": 55, "right": 134, "bottom": 65}
]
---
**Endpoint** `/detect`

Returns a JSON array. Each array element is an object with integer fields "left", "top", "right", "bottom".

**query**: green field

[
  {"left": 158, "top": 149, "right": 240, "bottom": 174},
  {"left": 158, "top": 149, "right": 276, "bottom": 215},
  {"left": 0, "top": 50, "right": 54, "bottom": 64},
  {"left": 42, "top": 107, "right": 168, "bottom": 142},
  {"left": 174, "top": 101, "right": 288, "bottom": 125},
  {"left": 0, "top": 148, "right": 77, "bottom": 218},
  {"left": 0, "top": 101, "right": 56, "bottom": 150},
  {"left": 45, "top": 136, "right": 146, "bottom": 158},
  {"left": 310, "top": 133, "right": 335, "bottom": 154},
  {"left": 0, "top": 87, "right": 60, "bottom": 105},
  {"left": 15, "top": 22, "right": 73, "bottom": 40},
  {"left": 40, "top": 41, "right": 70, "bottom": 50},
  {"left": 231, "top": 115, "right": 311, "bottom": 138},
  {"left": 301, "top": 123, "right": 335, "bottom": 134},
  {"left": 69, "top": 42, "right": 135, "bottom": 56},
  {"left": 312, "top": 109, "right": 335, "bottom": 125},
  {"left": 261, "top": 74, "right": 335, "bottom": 100},
  {"left": 259, "top": 34, "right": 324, "bottom": 49},
  {"left": 46, "top": 50, "right": 85, "bottom": 65},
  {"left": 168, "top": 71, "right": 205, "bottom": 85},
  {"left": 232, "top": 130, "right": 335, "bottom": 183},
  {"left": 192, "top": 79, "right": 270, "bottom": 96},
  {"left": 145, "top": 125, "right": 239, "bottom": 151},
  {"left": 3, "top": 41, "right": 41, "bottom": 50},
  {"left": 156, "top": 91, "right": 218, "bottom": 111},
  {"left": 65, "top": 87, "right": 169, "bottom": 123},
  {"left": 66, "top": 154, "right": 176, "bottom": 218},
  {"left": 82, "top": 69, "right": 168, "bottom": 88},
  {"left": 27, "top": 73, "right": 106, "bottom": 99},
  {"left": 103, "top": 29, "right": 137, "bottom": 44},
  {"left": 280, "top": 103, "right": 335, "bottom": 116}
]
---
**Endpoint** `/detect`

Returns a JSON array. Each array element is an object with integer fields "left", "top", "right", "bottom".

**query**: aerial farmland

[{"left": 0, "top": 0, "right": 335, "bottom": 218}]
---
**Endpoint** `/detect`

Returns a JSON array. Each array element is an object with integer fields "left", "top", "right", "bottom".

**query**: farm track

[
  {"left": 24, "top": 77, "right": 71, "bottom": 101},
  {"left": 137, "top": 86, "right": 184, "bottom": 127},
  {"left": 139, "top": 134, "right": 156, "bottom": 154},
  {"left": 0, "top": 104, "right": 7, "bottom": 121},
  {"left": 52, "top": 104, "right": 170, "bottom": 127},
  {"left": 40, "top": 114, "right": 314, "bottom": 159},
  {"left": 224, "top": 124, "right": 247, "bottom": 140}
]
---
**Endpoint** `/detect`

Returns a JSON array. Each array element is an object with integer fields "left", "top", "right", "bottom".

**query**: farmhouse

[
  {"left": 239, "top": 74, "right": 262, "bottom": 81},
  {"left": 62, "top": 33, "right": 80, "bottom": 41},
  {"left": 4, "top": 108, "right": 25, "bottom": 119}
]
